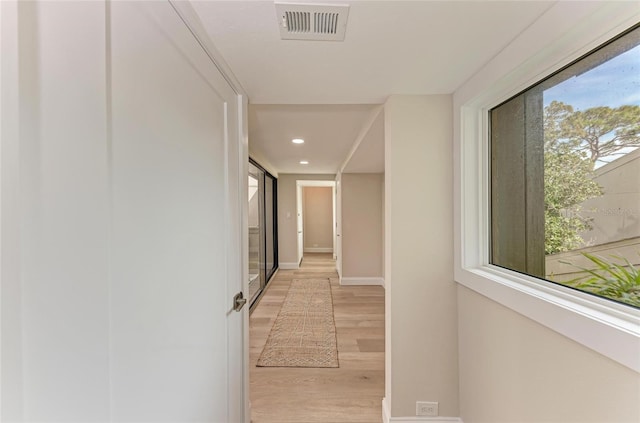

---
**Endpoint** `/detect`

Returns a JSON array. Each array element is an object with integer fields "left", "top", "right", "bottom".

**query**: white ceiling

[
  {"left": 249, "top": 104, "right": 379, "bottom": 173},
  {"left": 191, "top": 0, "right": 555, "bottom": 174}
]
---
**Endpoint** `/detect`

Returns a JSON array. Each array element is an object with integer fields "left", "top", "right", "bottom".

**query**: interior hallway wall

[
  {"left": 341, "top": 173, "right": 384, "bottom": 279},
  {"left": 384, "top": 94, "right": 458, "bottom": 418},
  {"left": 458, "top": 285, "right": 640, "bottom": 423},
  {"left": 303, "top": 187, "right": 333, "bottom": 252},
  {"left": 277, "top": 174, "right": 335, "bottom": 267}
]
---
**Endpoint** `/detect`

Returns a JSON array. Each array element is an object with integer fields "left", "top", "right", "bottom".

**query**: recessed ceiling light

[
  {"left": 300, "top": 160, "right": 309, "bottom": 165},
  {"left": 292, "top": 138, "right": 305, "bottom": 144}
]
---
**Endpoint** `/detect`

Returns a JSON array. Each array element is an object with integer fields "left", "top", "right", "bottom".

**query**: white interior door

[
  {"left": 109, "top": 2, "right": 244, "bottom": 421},
  {"left": 1, "top": 1, "right": 246, "bottom": 421},
  {"left": 296, "top": 183, "right": 304, "bottom": 266}
]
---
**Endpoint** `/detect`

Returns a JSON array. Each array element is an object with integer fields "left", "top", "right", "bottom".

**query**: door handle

[
  {"left": 298, "top": 231, "right": 302, "bottom": 234},
  {"left": 233, "top": 291, "right": 247, "bottom": 312}
]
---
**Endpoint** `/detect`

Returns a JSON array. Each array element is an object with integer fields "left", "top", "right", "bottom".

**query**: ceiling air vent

[{"left": 275, "top": 3, "right": 349, "bottom": 41}]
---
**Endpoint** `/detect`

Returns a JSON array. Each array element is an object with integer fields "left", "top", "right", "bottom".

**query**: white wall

[
  {"left": 303, "top": 186, "right": 333, "bottom": 252},
  {"left": 453, "top": 2, "right": 640, "bottom": 422},
  {"left": 277, "top": 174, "right": 335, "bottom": 266},
  {"left": 341, "top": 173, "right": 384, "bottom": 279},
  {"left": 384, "top": 95, "right": 458, "bottom": 418},
  {"left": 458, "top": 285, "right": 640, "bottom": 423},
  {"left": 1, "top": 3, "right": 111, "bottom": 420}
]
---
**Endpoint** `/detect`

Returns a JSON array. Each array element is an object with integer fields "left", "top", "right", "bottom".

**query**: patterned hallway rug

[{"left": 257, "top": 278, "right": 339, "bottom": 368}]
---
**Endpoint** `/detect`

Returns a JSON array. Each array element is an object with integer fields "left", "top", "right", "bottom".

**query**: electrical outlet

[{"left": 416, "top": 401, "right": 438, "bottom": 417}]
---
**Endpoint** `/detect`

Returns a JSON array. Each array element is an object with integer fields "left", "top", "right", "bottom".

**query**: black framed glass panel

[{"left": 248, "top": 159, "right": 278, "bottom": 306}]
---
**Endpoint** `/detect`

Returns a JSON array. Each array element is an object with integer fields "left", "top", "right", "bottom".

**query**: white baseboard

[
  {"left": 340, "top": 277, "right": 385, "bottom": 287},
  {"left": 279, "top": 262, "right": 299, "bottom": 270},
  {"left": 303, "top": 247, "right": 333, "bottom": 253},
  {"left": 382, "top": 398, "right": 463, "bottom": 423}
]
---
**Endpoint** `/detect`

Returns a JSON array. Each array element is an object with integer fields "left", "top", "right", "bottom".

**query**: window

[
  {"left": 490, "top": 25, "right": 639, "bottom": 308},
  {"left": 455, "top": 3, "right": 639, "bottom": 373}
]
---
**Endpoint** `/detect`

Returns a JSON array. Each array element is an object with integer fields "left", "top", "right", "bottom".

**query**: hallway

[{"left": 249, "top": 253, "right": 385, "bottom": 423}]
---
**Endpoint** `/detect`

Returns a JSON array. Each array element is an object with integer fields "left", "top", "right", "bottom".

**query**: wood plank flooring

[{"left": 250, "top": 253, "right": 385, "bottom": 423}]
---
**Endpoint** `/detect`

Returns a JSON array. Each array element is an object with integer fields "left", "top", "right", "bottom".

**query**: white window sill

[{"left": 456, "top": 264, "right": 640, "bottom": 372}]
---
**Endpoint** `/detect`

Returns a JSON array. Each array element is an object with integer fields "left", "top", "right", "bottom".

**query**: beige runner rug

[{"left": 257, "top": 278, "right": 339, "bottom": 368}]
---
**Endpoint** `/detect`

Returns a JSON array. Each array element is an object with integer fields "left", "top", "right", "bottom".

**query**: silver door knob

[{"left": 233, "top": 292, "right": 247, "bottom": 312}]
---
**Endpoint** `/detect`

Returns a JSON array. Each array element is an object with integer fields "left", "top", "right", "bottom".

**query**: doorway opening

[{"left": 295, "top": 180, "right": 337, "bottom": 269}]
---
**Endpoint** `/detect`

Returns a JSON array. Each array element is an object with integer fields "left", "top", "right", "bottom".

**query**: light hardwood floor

[{"left": 250, "top": 253, "right": 385, "bottom": 423}]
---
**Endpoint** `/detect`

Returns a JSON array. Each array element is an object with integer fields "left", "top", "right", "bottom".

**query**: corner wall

[{"left": 384, "top": 95, "right": 459, "bottom": 418}]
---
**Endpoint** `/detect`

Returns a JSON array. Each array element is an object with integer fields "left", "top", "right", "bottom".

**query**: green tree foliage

[
  {"left": 547, "top": 101, "right": 640, "bottom": 165},
  {"left": 542, "top": 101, "right": 640, "bottom": 254},
  {"left": 544, "top": 143, "right": 602, "bottom": 254}
]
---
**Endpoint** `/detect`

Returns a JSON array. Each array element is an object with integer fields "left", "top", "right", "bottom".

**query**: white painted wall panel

[{"left": 10, "top": 2, "right": 111, "bottom": 420}]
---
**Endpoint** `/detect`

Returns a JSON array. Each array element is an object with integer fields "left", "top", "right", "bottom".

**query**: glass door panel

[
  {"left": 248, "top": 163, "right": 264, "bottom": 303},
  {"left": 248, "top": 160, "right": 278, "bottom": 307}
]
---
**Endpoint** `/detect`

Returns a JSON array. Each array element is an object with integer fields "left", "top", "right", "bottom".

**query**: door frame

[{"left": 295, "top": 180, "right": 337, "bottom": 268}]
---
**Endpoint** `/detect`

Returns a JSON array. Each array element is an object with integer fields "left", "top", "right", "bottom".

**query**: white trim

[
  {"left": 1, "top": 2, "right": 25, "bottom": 419},
  {"left": 382, "top": 398, "right": 462, "bottom": 423},
  {"left": 332, "top": 184, "right": 336, "bottom": 260},
  {"left": 303, "top": 247, "right": 333, "bottom": 253},
  {"left": 168, "top": 0, "right": 247, "bottom": 97},
  {"left": 454, "top": 1, "right": 640, "bottom": 373},
  {"left": 341, "top": 277, "right": 384, "bottom": 287},
  {"left": 238, "top": 95, "right": 251, "bottom": 423},
  {"left": 279, "top": 262, "right": 299, "bottom": 270}
]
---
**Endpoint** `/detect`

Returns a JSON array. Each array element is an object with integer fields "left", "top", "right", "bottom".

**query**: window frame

[{"left": 454, "top": 1, "right": 640, "bottom": 372}]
